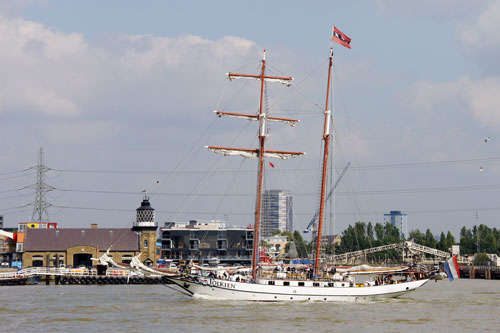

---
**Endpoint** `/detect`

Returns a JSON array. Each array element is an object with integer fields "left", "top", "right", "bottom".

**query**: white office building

[
  {"left": 384, "top": 210, "right": 408, "bottom": 240},
  {"left": 261, "top": 190, "right": 293, "bottom": 237}
]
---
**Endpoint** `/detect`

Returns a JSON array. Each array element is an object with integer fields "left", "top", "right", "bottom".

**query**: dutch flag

[{"left": 444, "top": 255, "right": 460, "bottom": 281}]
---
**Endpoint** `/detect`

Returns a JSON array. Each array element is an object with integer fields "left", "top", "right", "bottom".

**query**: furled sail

[
  {"left": 226, "top": 73, "right": 293, "bottom": 86},
  {"left": 206, "top": 146, "right": 304, "bottom": 159},
  {"left": 214, "top": 111, "right": 299, "bottom": 127}
]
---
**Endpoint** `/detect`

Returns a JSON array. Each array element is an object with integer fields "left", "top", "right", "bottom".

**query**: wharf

[
  {"left": 458, "top": 265, "right": 500, "bottom": 280},
  {"left": 0, "top": 267, "right": 173, "bottom": 286},
  {"left": 53, "top": 275, "right": 169, "bottom": 285}
]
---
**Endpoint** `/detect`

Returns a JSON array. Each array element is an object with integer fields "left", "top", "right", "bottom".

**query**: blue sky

[{"left": 1, "top": 0, "right": 500, "bottom": 239}]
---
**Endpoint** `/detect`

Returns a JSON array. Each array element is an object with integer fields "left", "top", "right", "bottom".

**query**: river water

[{"left": 1, "top": 279, "right": 499, "bottom": 332}]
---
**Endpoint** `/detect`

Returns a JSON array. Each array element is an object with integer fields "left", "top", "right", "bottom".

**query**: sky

[{"left": 1, "top": 0, "right": 500, "bottom": 239}]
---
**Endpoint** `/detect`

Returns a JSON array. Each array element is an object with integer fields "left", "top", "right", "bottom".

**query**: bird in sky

[{"left": 485, "top": 136, "right": 491, "bottom": 143}]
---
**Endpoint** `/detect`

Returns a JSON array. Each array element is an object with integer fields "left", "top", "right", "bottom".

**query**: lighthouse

[{"left": 132, "top": 192, "right": 158, "bottom": 266}]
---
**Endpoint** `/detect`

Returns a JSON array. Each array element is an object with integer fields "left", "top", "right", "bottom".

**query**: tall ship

[{"left": 165, "top": 27, "right": 429, "bottom": 301}]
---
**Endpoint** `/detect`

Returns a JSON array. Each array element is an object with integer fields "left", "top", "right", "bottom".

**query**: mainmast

[
  {"left": 314, "top": 48, "right": 334, "bottom": 275},
  {"left": 314, "top": 26, "right": 351, "bottom": 274},
  {"left": 207, "top": 50, "right": 303, "bottom": 280}
]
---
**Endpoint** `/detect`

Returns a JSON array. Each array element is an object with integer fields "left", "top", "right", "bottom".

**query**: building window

[
  {"left": 190, "top": 240, "right": 199, "bottom": 250},
  {"left": 217, "top": 240, "right": 227, "bottom": 250},
  {"left": 32, "top": 260, "right": 43, "bottom": 267},
  {"left": 162, "top": 240, "right": 172, "bottom": 250},
  {"left": 144, "top": 239, "right": 148, "bottom": 248}
]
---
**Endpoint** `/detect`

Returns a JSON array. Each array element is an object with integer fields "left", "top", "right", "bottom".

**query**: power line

[
  {"left": 46, "top": 155, "right": 500, "bottom": 175},
  {"left": 0, "top": 193, "right": 33, "bottom": 201},
  {"left": 38, "top": 204, "right": 500, "bottom": 216},
  {"left": 50, "top": 183, "right": 500, "bottom": 197},
  {"left": 0, "top": 188, "right": 26, "bottom": 194},
  {"left": 0, "top": 172, "right": 36, "bottom": 182},
  {"left": 0, "top": 168, "right": 32, "bottom": 177},
  {"left": 0, "top": 204, "right": 31, "bottom": 212}
]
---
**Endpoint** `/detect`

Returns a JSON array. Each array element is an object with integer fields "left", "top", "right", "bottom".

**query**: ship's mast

[
  {"left": 253, "top": 50, "right": 268, "bottom": 280},
  {"left": 314, "top": 48, "right": 334, "bottom": 275},
  {"left": 207, "top": 50, "right": 302, "bottom": 280}
]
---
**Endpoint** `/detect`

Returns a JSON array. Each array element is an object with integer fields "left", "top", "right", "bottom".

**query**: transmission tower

[{"left": 29, "top": 148, "right": 54, "bottom": 223}]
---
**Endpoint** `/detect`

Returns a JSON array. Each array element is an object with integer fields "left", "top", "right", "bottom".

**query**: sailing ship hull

[{"left": 167, "top": 276, "right": 429, "bottom": 302}]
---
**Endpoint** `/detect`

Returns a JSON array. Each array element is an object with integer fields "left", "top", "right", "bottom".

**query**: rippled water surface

[{"left": 1, "top": 279, "right": 499, "bottom": 332}]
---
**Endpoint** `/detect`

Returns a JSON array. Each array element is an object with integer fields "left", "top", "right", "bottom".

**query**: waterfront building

[
  {"left": 160, "top": 220, "right": 253, "bottom": 265},
  {"left": 21, "top": 195, "right": 159, "bottom": 267},
  {"left": 0, "top": 217, "right": 17, "bottom": 265},
  {"left": 261, "top": 235, "right": 288, "bottom": 258},
  {"left": 22, "top": 226, "right": 141, "bottom": 267},
  {"left": 16, "top": 222, "right": 59, "bottom": 253},
  {"left": 321, "top": 234, "right": 342, "bottom": 247},
  {"left": 261, "top": 189, "right": 293, "bottom": 237},
  {"left": 384, "top": 210, "right": 408, "bottom": 240}
]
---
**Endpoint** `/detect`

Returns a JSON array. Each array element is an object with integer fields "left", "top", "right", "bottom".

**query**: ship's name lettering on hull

[{"left": 209, "top": 279, "right": 236, "bottom": 289}]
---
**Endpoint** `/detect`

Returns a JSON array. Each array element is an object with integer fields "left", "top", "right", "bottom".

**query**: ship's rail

[
  {"left": 0, "top": 267, "right": 144, "bottom": 280},
  {"left": 0, "top": 271, "right": 25, "bottom": 280}
]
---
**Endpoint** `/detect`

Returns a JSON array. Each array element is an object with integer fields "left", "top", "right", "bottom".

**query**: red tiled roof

[{"left": 24, "top": 228, "right": 139, "bottom": 252}]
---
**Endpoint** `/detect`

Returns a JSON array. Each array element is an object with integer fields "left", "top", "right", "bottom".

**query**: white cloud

[
  {"left": 459, "top": 0, "right": 500, "bottom": 48},
  {"left": 117, "top": 34, "right": 255, "bottom": 75},
  {"left": 458, "top": 0, "right": 500, "bottom": 70},
  {"left": 464, "top": 77, "right": 500, "bottom": 127},
  {"left": 0, "top": 16, "right": 86, "bottom": 117},
  {"left": 0, "top": 15, "right": 260, "bottom": 145},
  {"left": 404, "top": 76, "right": 500, "bottom": 129}
]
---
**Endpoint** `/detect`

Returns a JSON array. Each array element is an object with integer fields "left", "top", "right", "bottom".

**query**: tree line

[
  {"left": 334, "top": 222, "right": 500, "bottom": 256},
  {"left": 274, "top": 222, "right": 500, "bottom": 258}
]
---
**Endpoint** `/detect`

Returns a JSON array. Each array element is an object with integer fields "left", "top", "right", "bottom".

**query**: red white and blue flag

[
  {"left": 444, "top": 255, "right": 460, "bottom": 281},
  {"left": 331, "top": 26, "right": 351, "bottom": 49}
]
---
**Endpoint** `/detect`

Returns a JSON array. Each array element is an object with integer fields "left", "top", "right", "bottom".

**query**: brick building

[{"left": 21, "top": 195, "right": 159, "bottom": 267}]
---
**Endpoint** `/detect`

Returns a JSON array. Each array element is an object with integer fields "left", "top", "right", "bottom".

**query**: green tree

[
  {"left": 340, "top": 225, "right": 354, "bottom": 252},
  {"left": 384, "top": 222, "right": 401, "bottom": 244},
  {"left": 354, "top": 221, "right": 367, "bottom": 249},
  {"left": 374, "top": 223, "right": 384, "bottom": 246},
  {"left": 446, "top": 231, "right": 456, "bottom": 249},
  {"left": 409, "top": 229, "right": 426, "bottom": 244},
  {"left": 366, "top": 222, "right": 375, "bottom": 247},
  {"left": 460, "top": 226, "right": 475, "bottom": 255},
  {"left": 293, "top": 231, "right": 308, "bottom": 258},
  {"left": 425, "top": 229, "right": 436, "bottom": 249},
  {"left": 474, "top": 253, "right": 491, "bottom": 265},
  {"left": 437, "top": 232, "right": 447, "bottom": 251}
]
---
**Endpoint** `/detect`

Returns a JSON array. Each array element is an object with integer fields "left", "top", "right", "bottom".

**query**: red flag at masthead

[{"left": 331, "top": 26, "right": 351, "bottom": 49}]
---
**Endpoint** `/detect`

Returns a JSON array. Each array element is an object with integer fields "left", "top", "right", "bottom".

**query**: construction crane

[{"left": 304, "top": 162, "right": 350, "bottom": 233}]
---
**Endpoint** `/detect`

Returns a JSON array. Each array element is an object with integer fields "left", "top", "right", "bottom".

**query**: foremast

[
  {"left": 207, "top": 50, "right": 303, "bottom": 280},
  {"left": 314, "top": 48, "right": 334, "bottom": 275}
]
